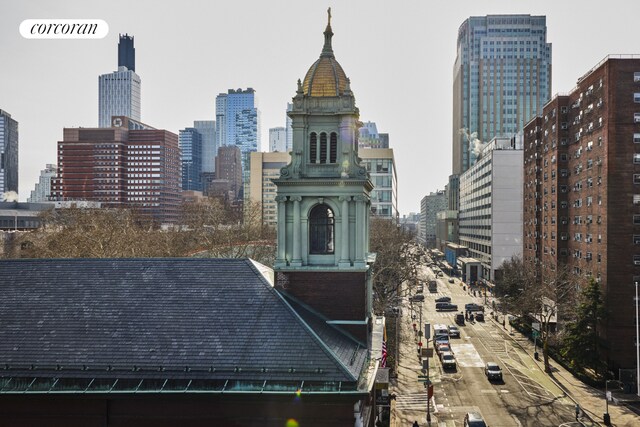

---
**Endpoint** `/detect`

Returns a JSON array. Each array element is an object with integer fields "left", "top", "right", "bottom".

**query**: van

[{"left": 433, "top": 324, "right": 448, "bottom": 337}]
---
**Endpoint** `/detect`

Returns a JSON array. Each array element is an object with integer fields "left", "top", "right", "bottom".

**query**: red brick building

[
  {"left": 52, "top": 116, "right": 182, "bottom": 224},
  {"left": 523, "top": 56, "right": 640, "bottom": 370}
]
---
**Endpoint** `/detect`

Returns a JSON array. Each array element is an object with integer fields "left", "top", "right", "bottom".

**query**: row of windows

[{"left": 309, "top": 132, "right": 338, "bottom": 164}]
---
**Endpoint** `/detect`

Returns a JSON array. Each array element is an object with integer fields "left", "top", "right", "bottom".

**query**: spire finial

[{"left": 321, "top": 8, "right": 334, "bottom": 58}]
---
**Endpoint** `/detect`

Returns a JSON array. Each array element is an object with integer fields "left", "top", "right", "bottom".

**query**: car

[
  {"left": 448, "top": 278, "right": 455, "bottom": 283},
  {"left": 435, "top": 296, "right": 451, "bottom": 303},
  {"left": 416, "top": 285, "right": 424, "bottom": 293},
  {"left": 410, "top": 294, "right": 425, "bottom": 302},
  {"left": 436, "top": 302, "right": 458, "bottom": 311},
  {"left": 455, "top": 313, "right": 465, "bottom": 326},
  {"left": 485, "top": 362, "right": 503, "bottom": 381},
  {"left": 475, "top": 312, "right": 485, "bottom": 322},
  {"left": 436, "top": 343, "right": 451, "bottom": 355},
  {"left": 464, "top": 412, "right": 487, "bottom": 427},
  {"left": 441, "top": 352, "right": 457, "bottom": 370},
  {"left": 465, "top": 303, "right": 484, "bottom": 312},
  {"left": 447, "top": 325, "right": 460, "bottom": 338},
  {"left": 434, "top": 334, "right": 449, "bottom": 347}
]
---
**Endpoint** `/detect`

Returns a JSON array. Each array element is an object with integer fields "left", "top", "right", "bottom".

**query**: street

[{"left": 391, "top": 266, "right": 589, "bottom": 427}]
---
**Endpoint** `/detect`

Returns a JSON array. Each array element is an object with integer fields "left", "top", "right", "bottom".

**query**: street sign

[
  {"left": 532, "top": 322, "right": 541, "bottom": 332},
  {"left": 421, "top": 348, "right": 433, "bottom": 358},
  {"left": 424, "top": 323, "right": 431, "bottom": 339}
]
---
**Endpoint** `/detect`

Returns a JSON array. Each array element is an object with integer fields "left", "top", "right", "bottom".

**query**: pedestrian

[
  {"left": 413, "top": 421, "right": 419, "bottom": 427},
  {"left": 575, "top": 404, "right": 580, "bottom": 420}
]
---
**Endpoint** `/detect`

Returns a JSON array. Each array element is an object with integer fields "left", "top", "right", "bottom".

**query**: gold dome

[
  {"left": 302, "top": 57, "right": 348, "bottom": 97},
  {"left": 301, "top": 9, "right": 349, "bottom": 97}
]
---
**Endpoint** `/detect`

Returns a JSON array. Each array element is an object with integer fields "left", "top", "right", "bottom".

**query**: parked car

[
  {"left": 475, "top": 312, "right": 485, "bottom": 322},
  {"left": 464, "top": 412, "right": 487, "bottom": 427},
  {"left": 448, "top": 278, "right": 455, "bottom": 283},
  {"left": 435, "top": 296, "right": 451, "bottom": 303},
  {"left": 447, "top": 325, "right": 460, "bottom": 338},
  {"left": 416, "top": 285, "right": 424, "bottom": 293},
  {"left": 465, "top": 303, "right": 484, "bottom": 312},
  {"left": 455, "top": 313, "right": 465, "bottom": 326},
  {"left": 436, "top": 302, "right": 458, "bottom": 311},
  {"left": 434, "top": 334, "right": 449, "bottom": 346},
  {"left": 436, "top": 343, "right": 451, "bottom": 355},
  {"left": 485, "top": 362, "right": 503, "bottom": 381},
  {"left": 410, "top": 294, "right": 425, "bottom": 302},
  {"left": 441, "top": 352, "right": 457, "bottom": 369}
]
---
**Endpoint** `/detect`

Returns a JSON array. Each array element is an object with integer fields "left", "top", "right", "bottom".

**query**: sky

[{"left": 2, "top": 0, "right": 640, "bottom": 216}]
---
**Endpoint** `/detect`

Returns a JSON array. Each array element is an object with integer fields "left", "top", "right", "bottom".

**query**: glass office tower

[{"left": 452, "top": 15, "right": 551, "bottom": 174}]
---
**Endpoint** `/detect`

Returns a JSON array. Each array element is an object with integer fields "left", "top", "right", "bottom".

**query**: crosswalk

[{"left": 395, "top": 392, "right": 430, "bottom": 410}]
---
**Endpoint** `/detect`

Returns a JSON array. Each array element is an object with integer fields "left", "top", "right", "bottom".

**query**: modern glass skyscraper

[
  {"left": 0, "top": 109, "right": 18, "bottom": 195},
  {"left": 118, "top": 34, "right": 135, "bottom": 72},
  {"left": 452, "top": 14, "right": 551, "bottom": 175},
  {"left": 99, "top": 34, "right": 141, "bottom": 127},
  {"left": 193, "top": 120, "right": 216, "bottom": 174},
  {"left": 179, "top": 128, "right": 203, "bottom": 191},
  {"left": 214, "top": 88, "right": 260, "bottom": 164}
]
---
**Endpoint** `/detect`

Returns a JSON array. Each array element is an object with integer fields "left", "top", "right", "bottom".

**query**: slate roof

[{"left": 0, "top": 258, "right": 369, "bottom": 388}]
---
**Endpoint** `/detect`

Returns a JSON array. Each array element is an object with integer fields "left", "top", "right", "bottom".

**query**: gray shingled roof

[{"left": 0, "top": 258, "right": 367, "bottom": 385}]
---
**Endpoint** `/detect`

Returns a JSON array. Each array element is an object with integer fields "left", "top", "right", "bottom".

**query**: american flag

[{"left": 381, "top": 327, "right": 387, "bottom": 368}]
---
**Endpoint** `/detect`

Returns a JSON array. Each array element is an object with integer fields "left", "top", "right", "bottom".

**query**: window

[
  {"left": 634, "top": 235, "right": 640, "bottom": 245},
  {"left": 634, "top": 174, "right": 640, "bottom": 184},
  {"left": 309, "top": 205, "right": 334, "bottom": 254},
  {"left": 634, "top": 255, "right": 640, "bottom": 266},
  {"left": 635, "top": 93, "right": 640, "bottom": 103},
  {"left": 309, "top": 132, "right": 317, "bottom": 163},
  {"left": 634, "top": 195, "right": 640, "bottom": 205},
  {"left": 635, "top": 72, "right": 640, "bottom": 82},
  {"left": 635, "top": 154, "right": 640, "bottom": 164},
  {"left": 636, "top": 113, "right": 640, "bottom": 123},
  {"left": 636, "top": 133, "right": 640, "bottom": 144},
  {"left": 319, "top": 133, "right": 328, "bottom": 163},
  {"left": 329, "top": 132, "right": 338, "bottom": 163}
]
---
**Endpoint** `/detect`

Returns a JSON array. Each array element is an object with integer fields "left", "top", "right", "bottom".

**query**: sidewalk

[
  {"left": 464, "top": 284, "right": 640, "bottom": 427},
  {"left": 491, "top": 314, "right": 640, "bottom": 427}
]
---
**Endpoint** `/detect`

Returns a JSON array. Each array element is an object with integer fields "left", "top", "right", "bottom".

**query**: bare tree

[
  {"left": 495, "top": 256, "right": 582, "bottom": 372},
  {"left": 369, "top": 217, "right": 422, "bottom": 314}
]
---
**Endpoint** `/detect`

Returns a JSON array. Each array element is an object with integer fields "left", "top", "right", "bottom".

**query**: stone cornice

[{"left": 273, "top": 178, "right": 374, "bottom": 191}]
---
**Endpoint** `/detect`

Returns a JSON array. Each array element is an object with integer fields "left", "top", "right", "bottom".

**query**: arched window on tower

[
  {"left": 309, "top": 204, "right": 334, "bottom": 254},
  {"left": 330, "top": 132, "right": 337, "bottom": 163},
  {"left": 319, "top": 133, "right": 328, "bottom": 163},
  {"left": 309, "top": 132, "right": 317, "bottom": 163}
]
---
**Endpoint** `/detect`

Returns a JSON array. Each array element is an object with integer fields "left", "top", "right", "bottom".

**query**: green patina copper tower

[{"left": 274, "top": 10, "right": 374, "bottom": 343}]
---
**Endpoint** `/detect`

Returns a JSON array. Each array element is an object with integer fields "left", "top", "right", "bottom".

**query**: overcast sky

[{"left": 2, "top": 0, "right": 640, "bottom": 216}]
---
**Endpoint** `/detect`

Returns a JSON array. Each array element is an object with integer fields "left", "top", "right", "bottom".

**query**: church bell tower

[{"left": 274, "top": 10, "right": 374, "bottom": 343}]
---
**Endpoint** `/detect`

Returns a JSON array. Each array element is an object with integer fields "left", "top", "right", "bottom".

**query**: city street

[{"left": 391, "top": 266, "right": 591, "bottom": 427}]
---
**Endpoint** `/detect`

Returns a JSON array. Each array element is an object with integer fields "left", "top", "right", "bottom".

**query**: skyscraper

[
  {"left": 27, "top": 164, "right": 57, "bottom": 202},
  {"left": 179, "top": 128, "right": 203, "bottom": 191},
  {"left": 193, "top": 120, "right": 216, "bottom": 174},
  {"left": 285, "top": 103, "right": 293, "bottom": 152},
  {"left": 118, "top": 33, "right": 135, "bottom": 72},
  {"left": 452, "top": 14, "right": 551, "bottom": 175},
  {"left": 269, "top": 127, "right": 287, "bottom": 152},
  {"left": 53, "top": 117, "right": 181, "bottom": 224},
  {"left": 0, "top": 109, "right": 18, "bottom": 195},
  {"left": 99, "top": 35, "right": 141, "bottom": 127},
  {"left": 214, "top": 88, "right": 260, "bottom": 164}
]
